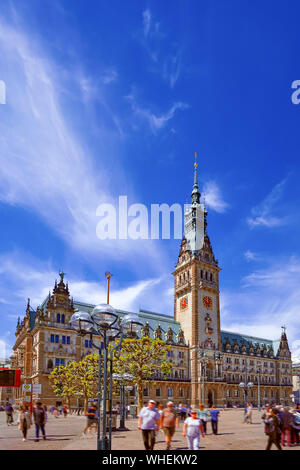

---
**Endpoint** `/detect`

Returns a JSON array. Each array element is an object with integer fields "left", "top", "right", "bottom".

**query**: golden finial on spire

[{"left": 194, "top": 152, "right": 198, "bottom": 168}]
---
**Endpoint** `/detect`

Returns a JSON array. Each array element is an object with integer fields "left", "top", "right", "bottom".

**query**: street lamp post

[
  {"left": 257, "top": 368, "right": 261, "bottom": 411},
  {"left": 239, "top": 364, "right": 254, "bottom": 413},
  {"left": 112, "top": 373, "right": 133, "bottom": 431},
  {"left": 70, "top": 303, "right": 143, "bottom": 450}
]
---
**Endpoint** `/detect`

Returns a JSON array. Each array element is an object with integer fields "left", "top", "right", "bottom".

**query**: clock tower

[{"left": 173, "top": 155, "right": 222, "bottom": 405}]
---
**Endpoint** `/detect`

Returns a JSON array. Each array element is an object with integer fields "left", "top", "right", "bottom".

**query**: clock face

[
  {"left": 202, "top": 295, "right": 213, "bottom": 309},
  {"left": 180, "top": 296, "right": 188, "bottom": 310}
]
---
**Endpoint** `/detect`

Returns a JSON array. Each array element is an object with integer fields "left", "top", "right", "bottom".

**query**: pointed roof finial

[{"left": 191, "top": 152, "right": 200, "bottom": 204}]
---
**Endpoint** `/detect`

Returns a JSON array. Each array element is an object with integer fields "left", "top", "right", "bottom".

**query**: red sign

[{"left": 0, "top": 368, "right": 21, "bottom": 387}]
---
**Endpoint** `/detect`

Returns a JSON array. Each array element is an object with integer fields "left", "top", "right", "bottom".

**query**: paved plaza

[{"left": 0, "top": 409, "right": 299, "bottom": 451}]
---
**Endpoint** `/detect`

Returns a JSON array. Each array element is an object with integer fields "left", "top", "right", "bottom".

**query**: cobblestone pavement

[{"left": 0, "top": 409, "right": 298, "bottom": 451}]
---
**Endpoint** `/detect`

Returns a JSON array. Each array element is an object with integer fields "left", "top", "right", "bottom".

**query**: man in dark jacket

[
  {"left": 265, "top": 408, "right": 282, "bottom": 450},
  {"left": 5, "top": 402, "right": 14, "bottom": 425},
  {"left": 279, "top": 407, "right": 293, "bottom": 447},
  {"left": 33, "top": 401, "right": 46, "bottom": 442}
]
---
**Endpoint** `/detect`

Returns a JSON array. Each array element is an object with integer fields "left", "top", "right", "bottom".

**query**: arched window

[
  {"left": 61, "top": 314, "right": 65, "bottom": 324},
  {"left": 56, "top": 313, "right": 60, "bottom": 323},
  {"left": 47, "top": 359, "right": 53, "bottom": 369}
]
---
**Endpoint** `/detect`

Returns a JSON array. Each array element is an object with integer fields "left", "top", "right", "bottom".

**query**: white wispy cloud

[
  {"left": 0, "top": 252, "right": 174, "bottom": 315},
  {"left": 143, "top": 9, "right": 151, "bottom": 37},
  {"left": 244, "top": 250, "right": 260, "bottom": 262},
  {"left": 291, "top": 340, "right": 300, "bottom": 363},
  {"left": 126, "top": 92, "right": 188, "bottom": 133},
  {"left": 0, "top": 17, "right": 167, "bottom": 271},
  {"left": 247, "top": 178, "right": 289, "bottom": 228},
  {"left": 163, "top": 51, "right": 182, "bottom": 88},
  {"left": 220, "top": 256, "right": 300, "bottom": 359},
  {"left": 202, "top": 181, "right": 229, "bottom": 213},
  {"left": 101, "top": 67, "right": 118, "bottom": 85}
]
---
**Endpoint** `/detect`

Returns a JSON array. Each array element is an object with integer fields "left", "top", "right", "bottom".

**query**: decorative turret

[
  {"left": 177, "top": 328, "right": 185, "bottom": 345},
  {"left": 276, "top": 326, "right": 291, "bottom": 359},
  {"left": 166, "top": 327, "right": 174, "bottom": 344},
  {"left": 154, "top": 324, "right": 162, "bottom": 340},
  {"left": 141, "top": 321, "right": 150, "bottom": 337},
  {"left": 25, "top": 298, "right": 31, "bottom": 318},
  {"left": 15, "top": 317, "right": 21, "bottom": 336}
]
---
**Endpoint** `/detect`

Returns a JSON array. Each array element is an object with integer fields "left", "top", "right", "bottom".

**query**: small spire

[
  {"left": 281, "top": 325, "right": 287, "bottom": 338},
  {"left": 191, "top": 152, "right": 201, "bottom": 204}
]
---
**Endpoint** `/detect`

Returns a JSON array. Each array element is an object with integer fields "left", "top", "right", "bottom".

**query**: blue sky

[{"left": 0, "top": 0, "right": 300, "bottom": 361}]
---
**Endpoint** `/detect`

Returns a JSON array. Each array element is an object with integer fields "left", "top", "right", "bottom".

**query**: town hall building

[{"left": 10, "top": 161, "right": 293, "bottom": 408}]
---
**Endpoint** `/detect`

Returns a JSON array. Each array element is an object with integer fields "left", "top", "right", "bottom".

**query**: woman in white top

[
  {"left": 17, "top": 405, "right": 32, "bottom": 441},
  {"left": 183, "top": 410, "right": 205, "bottom": 450}
]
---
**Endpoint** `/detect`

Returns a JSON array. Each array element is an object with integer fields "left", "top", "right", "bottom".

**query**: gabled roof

[{"left": 221, "top": 330, "right": 280, "bottom": 355}]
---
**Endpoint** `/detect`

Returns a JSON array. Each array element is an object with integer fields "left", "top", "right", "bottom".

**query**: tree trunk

[
  {"left": 137, "top": 383, "right": 143, "bottom": 413},
  {"left": 84, "top": 395, "right": 89, "bottom": 413}
]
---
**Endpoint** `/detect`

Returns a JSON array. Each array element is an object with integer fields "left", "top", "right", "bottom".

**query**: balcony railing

[{"left": 147, "top": 375, "right": 190, "bottom": 382}]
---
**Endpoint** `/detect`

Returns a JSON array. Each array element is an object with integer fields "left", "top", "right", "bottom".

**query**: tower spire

[{"left": 191, "top": 152, "right": 201, "bottom": 205}]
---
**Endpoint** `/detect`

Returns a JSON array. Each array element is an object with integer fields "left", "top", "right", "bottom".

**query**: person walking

[
  {"left": 17, "top": 405, "right": 32, "bottom": 441},
  {"left": 63, "top": 405, "right": 68, "bottom": 418},
  {"left": 197, "top": 404, "right": 210, "bottom": 435},
  {"left": 264, "top": 408, "right": 282, "bottom": 450},
  {"left": 83, "top": 404, "right": 97, "bottom": 435},
  {"left": 33, "top": 401, "right": 46, "bottom": 442},
  {"left": 5, "top": 402, "right": 14, "bottom": 425},
  {"left": 183, "top": 410, "right": 205, "bottom": 450},
  {"left": 43, "top": 405, "right": 48, "bottom": 424},
  {"left": 138, "top": 400, "right": 160, "bottom": 451},
  {"left": 160, "top": 401, "right": 179, "bottom": 450},
  {"left": 209, "top": 405, "right": 220, "bottom": 435},
  {"left": 290, "top": 408, "right": 300, "bottom": 446},
  {"left": 244, "top": 403, "right": 253, "bottom": 424},
  {"left": 157, "top": 403, "right": 164, "bottom": 417},
  {"left": 279, "top": 406, "right": 293, "bottom": 447}
]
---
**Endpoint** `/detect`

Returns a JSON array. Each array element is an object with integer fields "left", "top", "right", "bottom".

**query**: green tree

[
  {"left": 71, "top": 354, "right": 99, "bottom": 412},
  {"left": 113, "top": 336, "right": 172, "bottom": 411},
  {"left": 49, "top": 363, "right": 77, "bottom": 410}
]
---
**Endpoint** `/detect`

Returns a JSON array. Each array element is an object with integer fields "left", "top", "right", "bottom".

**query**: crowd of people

[
  {"left": 137, "top": 400, "right": 221, "bottom": 450},
  {"left": 261, "top": 403, "right": 300, "bottom": 450},
  {"left": 3, "top": 400, "right": 70, "bottom": 442},
  {"left": 137, "top": 400, "right": 300, "bottom": 451},
  {"left": 2, "top": 399, "right": 300, "bottom": 450}
]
